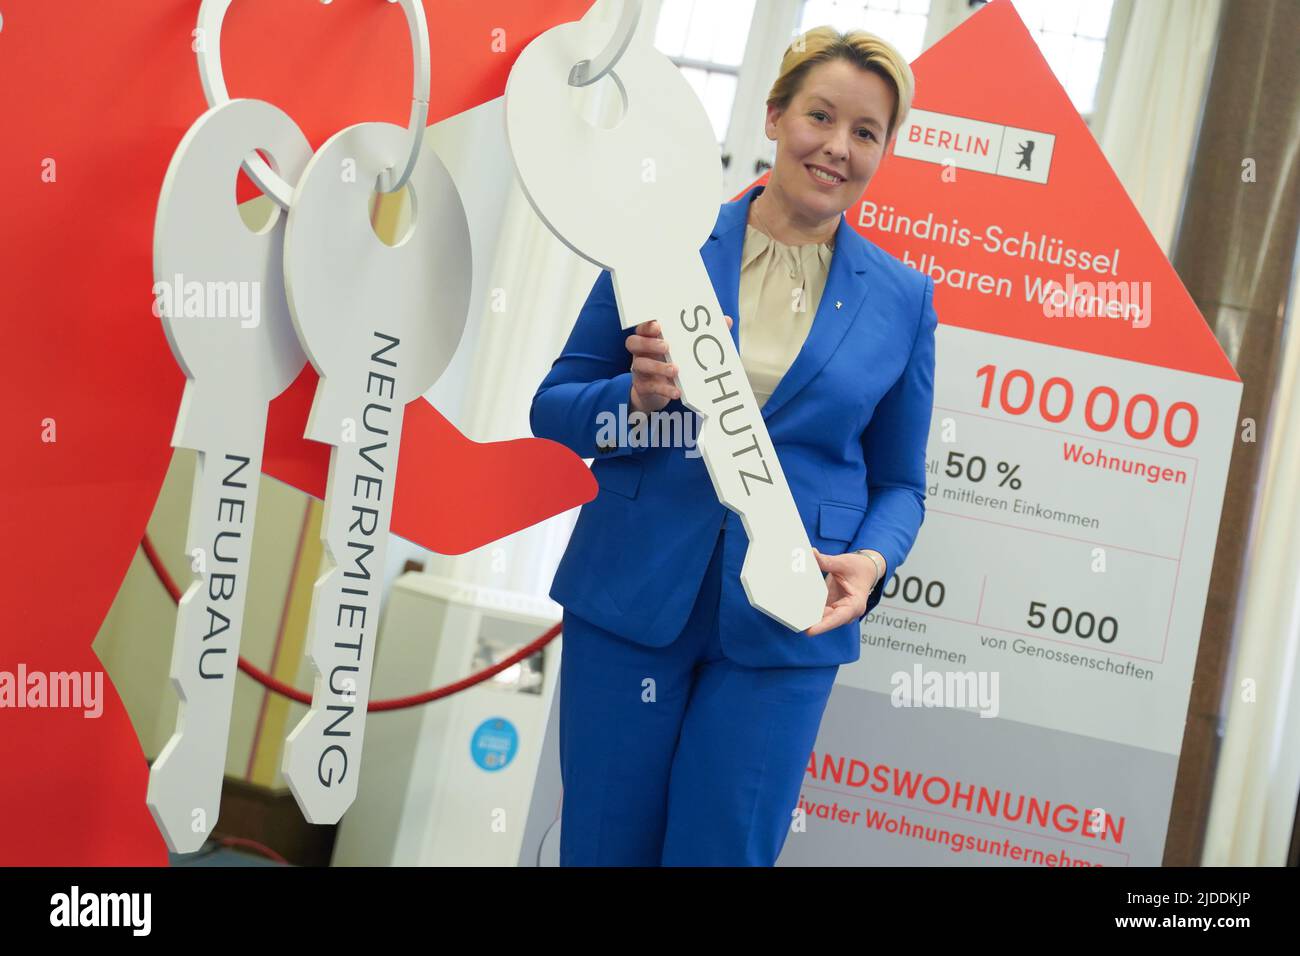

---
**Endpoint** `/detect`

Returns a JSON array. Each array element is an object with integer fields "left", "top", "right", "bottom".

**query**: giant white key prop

[
  {"left": 148, "top": 98, "right": 313, "bottom": 852},
  {"left": 505, "top": 3, "right": 827, "bottom": 631},
  {"left": 280, "top": 123, "right": 472, "bottom": 824}
]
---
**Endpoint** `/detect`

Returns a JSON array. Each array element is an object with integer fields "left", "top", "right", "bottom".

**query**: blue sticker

[{"left": 470, "top": 717, "right": 518, "bottom": 772}]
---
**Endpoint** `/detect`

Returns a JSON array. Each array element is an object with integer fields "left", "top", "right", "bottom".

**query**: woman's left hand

[{"left": 804, "top": 549, "right": 879, "bottom": 636}]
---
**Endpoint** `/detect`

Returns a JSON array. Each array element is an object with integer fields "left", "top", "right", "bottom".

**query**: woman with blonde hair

[{"left": 531, "top": 25, "right": 937, "bottom": 866}]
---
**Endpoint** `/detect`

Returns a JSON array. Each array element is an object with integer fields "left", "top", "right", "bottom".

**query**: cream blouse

[{"left": 738, "top": 224, "right": 835, "bottom": 408}]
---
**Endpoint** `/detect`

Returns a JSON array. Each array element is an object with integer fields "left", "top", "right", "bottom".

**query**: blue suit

[
  {"left": 532, "top": 183, "right": 937, "bottom": 667},
  {"left": 531, "top": 183, "right": 937, "bottom": 865}
]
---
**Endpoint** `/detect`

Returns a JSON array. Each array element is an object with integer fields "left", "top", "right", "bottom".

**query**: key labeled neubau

[
  {"left": 505, "top": 5, "right": 827, "bottom": 632},
  {"left": 148, "top": 98, "right": 314, "bottom": 853},
  {"left": 280, "top": 122, "right": 472, "bottom": 824}
]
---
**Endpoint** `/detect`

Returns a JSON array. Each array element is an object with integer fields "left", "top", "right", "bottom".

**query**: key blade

[
  {"left": 615, "top": 258, "right": 826, "bottom": 632},
  {"left": 281, "top": 396, "right": 405, "bottom": 825},
  {"left": 147, "top": 430, "right": 267, "bottom": 853},
  {"left": 735, "top": 522, "right": 832, "bottom": 633}
]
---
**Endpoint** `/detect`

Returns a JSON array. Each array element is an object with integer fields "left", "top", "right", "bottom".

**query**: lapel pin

[{"left": 835, "top": 300, "right": 842, "bottom": 310}]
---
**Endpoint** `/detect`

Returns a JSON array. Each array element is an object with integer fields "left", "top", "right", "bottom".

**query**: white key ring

[
  {"left": 195, "top": 0, "right": 430, "bottom": 209},
  {"left": 568, "top": 0, "right": 642, "bottom": 87}
]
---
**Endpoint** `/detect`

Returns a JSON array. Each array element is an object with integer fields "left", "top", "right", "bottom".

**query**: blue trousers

[{"left": 558, "top": 529, "right": 840, "bottom": 866}]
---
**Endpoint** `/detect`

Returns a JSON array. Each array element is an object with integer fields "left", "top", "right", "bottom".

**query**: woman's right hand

[{"left": 627, "top": 315, "right": 733, "bottom": 414}]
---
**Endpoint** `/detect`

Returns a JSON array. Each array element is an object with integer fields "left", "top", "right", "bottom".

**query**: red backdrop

[{"left": 0, "top": 0, "right": 596, "bottom": 866}]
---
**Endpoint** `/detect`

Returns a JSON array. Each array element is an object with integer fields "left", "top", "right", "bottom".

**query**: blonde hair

[{"left": 767, "top": 26, "right": 915, "bottom": 140}]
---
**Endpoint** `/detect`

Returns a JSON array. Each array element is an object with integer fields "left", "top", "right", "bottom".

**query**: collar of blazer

[{"left": 703, "top": 183, "right": 872, "bottom": 422}]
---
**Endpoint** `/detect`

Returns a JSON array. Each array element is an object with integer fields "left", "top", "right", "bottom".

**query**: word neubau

[
  {"left": 195, "top": 453, "right": 254, "bottom": 681},
  {"left": 0, "top": 664, "right": 103, "bottom": 718}
]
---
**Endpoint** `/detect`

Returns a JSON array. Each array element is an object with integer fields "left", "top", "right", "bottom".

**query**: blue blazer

[{"left": 530, "top": 184, "right": 938, "bottom": 668}]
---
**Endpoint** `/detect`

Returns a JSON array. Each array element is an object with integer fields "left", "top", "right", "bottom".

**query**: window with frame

[
  {"left": 798, "top": 0, "right": 932, "bottom": 63},
  {"left": 1008, "top": 0, "right": 1116, "bottom": 117},
  {"left": 654, "top": 0, "right": 759, "bottom": 145}
]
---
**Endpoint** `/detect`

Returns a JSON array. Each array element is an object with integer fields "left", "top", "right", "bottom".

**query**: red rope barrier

[
  {"left": 212, "top": 835, "right": 289, "bottom": 866},
  {"left": 140, "top": 532, "right": 183, "bottom": 602},
  {"left": 139, "top": 534, "right": 562, "bottom": 712}
]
